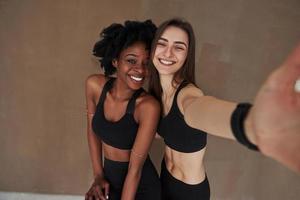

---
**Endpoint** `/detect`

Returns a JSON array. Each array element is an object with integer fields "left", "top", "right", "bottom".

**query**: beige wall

[{"left": 0, "top": 0, "right": 299, "bottom": 199}]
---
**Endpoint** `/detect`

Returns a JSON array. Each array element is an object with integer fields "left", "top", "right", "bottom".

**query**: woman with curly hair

[{"left": 85, "top": 20, "right": 161, "bottom": 200}]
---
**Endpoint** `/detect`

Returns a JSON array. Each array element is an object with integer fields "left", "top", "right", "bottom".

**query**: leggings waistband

[
  {"left": 104, "top": 156, "right": 151, "bottom": 166},
  {"left": 161, "top": 159, "right": 209, "bottom": 187},
  {"left": 160, "top": 159, "right": 210, "bottom": 199}
]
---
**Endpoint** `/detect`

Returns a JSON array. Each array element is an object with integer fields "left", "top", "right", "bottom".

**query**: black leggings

[
  {"left": 160, "top": 159, "right": 210, "bottom": 200},
  {"left": 103, "top": 156, "right": 161, "bottom": 200}
]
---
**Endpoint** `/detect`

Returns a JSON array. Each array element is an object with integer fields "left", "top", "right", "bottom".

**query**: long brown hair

[{"left": 148, "top": 18, "right": 197, "bottom": 104}]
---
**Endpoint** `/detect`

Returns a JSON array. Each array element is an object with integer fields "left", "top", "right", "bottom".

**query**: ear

[{"left": 112, "top": 59, "right": 118, "bottom": 69}]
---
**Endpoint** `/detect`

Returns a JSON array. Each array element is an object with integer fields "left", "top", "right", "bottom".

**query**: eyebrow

[
  {"left": 125, "top": 54, "right": 137, "bottom": 57},
  {"left": 158, "top": 37, "right": 188, "bottom": 48},
  {"left": 124, "top": 54, "right": 149, "bottom": 60}
]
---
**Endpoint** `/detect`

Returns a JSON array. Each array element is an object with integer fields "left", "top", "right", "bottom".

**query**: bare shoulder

[
  {"left": 135, "top": 93, "right": 160, "bottom": 123},
  {"left": 178, "top": 84, "right": 204, "bottom": 101},
  {"left": 177, "top": 84, "right": 205, "bottom": 113},
  {"left": 85, "top": 74, "right": 108, "bottom": 103},
  {"left": 85, "top": 74, "right": 106, "bottom": 90},
  {"left": 136, "top": 92, "right": 160, "bottom": 112}
]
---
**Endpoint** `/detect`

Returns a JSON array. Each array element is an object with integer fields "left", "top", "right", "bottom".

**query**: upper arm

[
  {"left": 178, "top": 85, "right": 204, "bottom": 113},
  {"left": 85, "top": 74, "right": 106, "bottom": 114},
  {"left": 129, "top": 96, "right": 161, "bottom": 167},
  {"left": 85, "top": 75, "right": 106, "bottom": 175},
  {"left": 85, "top": 74, "right": 106, "bottom": 131},
  {"left": 179, "top": 86, "right": 237, "bottom": 140},
  {"left": 86, "top": 75, "right": 99, "bottom": 113}
]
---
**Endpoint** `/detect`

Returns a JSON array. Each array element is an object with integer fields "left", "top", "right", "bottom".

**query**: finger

[
  {"left": 92, "top": 192, "right": 101, "bottom": 200},
  {"left": 95, "top": 195, "right": 101, "bottom": 200},
  {"left": 85, "top": 191, "right": 92, "bottom": 200},
  {"left": 99, "top": 194, "right": 106, "bottom": 200},
  {"left": 278, "top": 43, "right": 300, "bottom": 83},
  {"left": 283, "top": 42, "right": 300, "bottom": 69},
  {"left": 94, "top": 186, "right": 105, "bottom": 200},
  {"left": 264, "top": 63, "right": 300, "bottom": 96},
  {"left": 104, "top": 183, "right": 110, "bottom": 199}
]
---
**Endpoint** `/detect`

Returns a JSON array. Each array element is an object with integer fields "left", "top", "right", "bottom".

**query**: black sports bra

[
  {"left": 92, "top": 78, "right": 144, "bottom": 150},
  {"left": 157, "top": 81, "right": 207, "bottom": 153}
]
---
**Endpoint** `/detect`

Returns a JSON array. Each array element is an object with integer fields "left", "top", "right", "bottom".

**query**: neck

[
  {"left": 111, "top": 78, "right": 135, "bottom": 101},
  {"left": 159, "top": 74, "right": 181, "bottom": 96}
]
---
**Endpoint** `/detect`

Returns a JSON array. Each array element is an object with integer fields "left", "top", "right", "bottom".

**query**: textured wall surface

[{"left": 1, "top": 0, "right": 300, "bottom": 199}]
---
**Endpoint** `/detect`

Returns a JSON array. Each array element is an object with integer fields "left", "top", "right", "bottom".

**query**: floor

[{"left": 0, "top": 192, "right": 83, "bottom": 200}]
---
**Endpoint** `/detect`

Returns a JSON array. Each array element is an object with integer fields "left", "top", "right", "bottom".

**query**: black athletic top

[
  {"left": 158, "top": 81, "right": 207, "bottom": 153},
  {"left": 92, "top": 78, "right": 144, "bottom": 150}
]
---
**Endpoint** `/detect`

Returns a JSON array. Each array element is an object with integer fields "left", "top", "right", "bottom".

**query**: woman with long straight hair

[{"left": 149, "top": 18, "right": 300, "bottom": 199}]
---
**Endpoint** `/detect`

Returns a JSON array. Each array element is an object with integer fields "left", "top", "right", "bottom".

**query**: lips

[
  {"left": 158, "top": 58, "right": 176, "bottom": 66},
  {"left": 129, "top": 75, "right": 144, "bottom": 82}
]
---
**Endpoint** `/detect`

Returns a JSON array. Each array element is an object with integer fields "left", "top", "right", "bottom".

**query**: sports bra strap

[
  {"left": 126, "top": 88, "right": 144, "bottom": 114},
  {"left": 173, "top": 80, "right": 189, "bottom": 101},
  {"left": 99, "top": 78, "right": 115, "bottom": 106},
  {"left": 98, "top": 77, "right": 144, "bottom": 115}
]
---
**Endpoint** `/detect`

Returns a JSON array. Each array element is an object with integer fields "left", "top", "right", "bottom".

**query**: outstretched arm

[
  {"left": 182, "top": 91, "right": 239, "bottom": 140},
  {"left": 182, "top": 43, "right": 300, "bottom": 173}
]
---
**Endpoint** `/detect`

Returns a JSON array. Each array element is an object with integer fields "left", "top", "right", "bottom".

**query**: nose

[
  {"left": 163, "top": 46, "right": 172, "bottom": 58},
  {"left": 133, "top": 62, "right": 146, "bottom": 73}
]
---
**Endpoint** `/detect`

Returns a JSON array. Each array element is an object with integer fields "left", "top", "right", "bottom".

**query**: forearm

[
  {"left": 184, "top": 96, "right": 237, "bottom": 139},
  {"left": 184, "top": 96, "right": 258, "bottom": 144},
  {"left": 121, "top": 167, "right": 142, "bottom": 200},
  {"left": 87, "top": 130, "right": 104, "bottom": 178},
  {"left": 243, "top": 108, "right": 257, "bottom": 145},
  {"left": 119, "top": 96, "right": 160, "bottom": 199}
]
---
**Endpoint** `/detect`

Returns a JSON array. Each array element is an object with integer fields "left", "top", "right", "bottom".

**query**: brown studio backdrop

[{"left": 0, "top": 0, "right": 300, "bottom": 199}]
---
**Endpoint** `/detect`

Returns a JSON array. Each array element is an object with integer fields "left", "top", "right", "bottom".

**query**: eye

[
  {"left": 157, "top": 42, "right": 166, "bottom": 47},
  {"left": 174, "top": 46, "right": 185, "bottom": 51},
  {"left": 127, "top": 59, "right": 137, "bottom": 65}
]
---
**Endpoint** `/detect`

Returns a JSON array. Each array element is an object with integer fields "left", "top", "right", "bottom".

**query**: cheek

[
  {"left": 154, "top": 47, "right": 163, "bottom": 57},
  {"left": 178, "top": 52, "right": 188, "bottom": 64},
  {"left": 152, "top": 57, "right": 159, "bottom": 68},
  {"left": 117, "top": 64, "right": 130, "bottom": 74}
]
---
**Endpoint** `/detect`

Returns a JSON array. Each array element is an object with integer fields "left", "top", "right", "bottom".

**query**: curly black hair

[{"left": 93, "top": 20, "right": 157, "bottom": 76}]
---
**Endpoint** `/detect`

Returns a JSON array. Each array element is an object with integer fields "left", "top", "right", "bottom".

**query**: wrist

[
  {"left": 231, "top": 103, "right": 259, "bottom": 151},
  {"left": 94, "top": 172, "right": 104, "bottom": 180},
  {"left": 244, "top": 108, "right": 257, "bottom": 145}
]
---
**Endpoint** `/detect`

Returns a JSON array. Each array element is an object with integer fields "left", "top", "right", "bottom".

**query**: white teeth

[
  {"left": 159, "top": 59, "right": 174, "bottom": 65},
  {"left": 130, "top": 75, "right": 143, "bottom": 81}
]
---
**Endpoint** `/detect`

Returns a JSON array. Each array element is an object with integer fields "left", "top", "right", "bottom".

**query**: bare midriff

[
  {"left": 102, "top": 142, "right": 131, "bottom": 162},
  {"left": 164, "top": 145, "right": 206, "bottom": 185}
]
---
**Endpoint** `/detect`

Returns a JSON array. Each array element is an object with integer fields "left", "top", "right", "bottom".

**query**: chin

[
  {"left": 130, "top": 85, "right": 143, "bottom": 91},
  {"left": 156, "top": 69, "right": 175, "bottom": 76},
  {"left": 154, "top": 65, "right": 177, "bottom": 75},
  {"left": 128, "top": 81, "right": 144, "bottom": 90}
]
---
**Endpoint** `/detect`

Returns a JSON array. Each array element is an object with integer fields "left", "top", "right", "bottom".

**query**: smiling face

[
  {"left": 113, "top": 42, "right": 149, "bottom": 90},
  {"left": 152, "top": 26, "right": 189, "bottom": 77}
]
